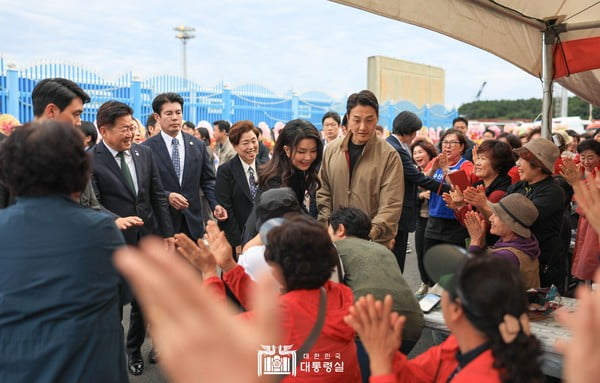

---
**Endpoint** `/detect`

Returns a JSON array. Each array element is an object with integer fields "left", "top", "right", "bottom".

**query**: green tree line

[{"left": 458, "top": 97, "right": 600, "bottom": 120}]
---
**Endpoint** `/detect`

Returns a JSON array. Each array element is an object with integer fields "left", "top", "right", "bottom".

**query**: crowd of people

[{"left": 0, "top": 77, "right": 600, "bottom": 383}]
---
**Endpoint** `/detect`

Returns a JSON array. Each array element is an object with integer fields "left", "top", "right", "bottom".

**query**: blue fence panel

[{"left": 0, "top": 61, "right": 458, "bottom": 132}]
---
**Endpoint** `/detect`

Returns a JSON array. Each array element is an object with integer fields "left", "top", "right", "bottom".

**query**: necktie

[
  {"left": 117, "top": 151, "right": 135, "bottom": 194},
  {"left": 172, "top": 138, "right": 181, "bottom": 181},
  {"left": 248, "top": 167, "right": 257, "bottom": 200}
]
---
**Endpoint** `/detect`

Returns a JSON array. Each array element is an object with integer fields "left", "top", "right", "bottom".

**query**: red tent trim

[{"left": 554, "top": 36, "right": 600, "bottom": 79}]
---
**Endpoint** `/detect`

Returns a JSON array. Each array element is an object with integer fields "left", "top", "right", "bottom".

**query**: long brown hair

[{"left": 259, "top": 119, "right": 323, "bottom": 194}]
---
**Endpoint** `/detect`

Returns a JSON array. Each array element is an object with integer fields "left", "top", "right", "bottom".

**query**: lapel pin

[
  {"left": 189, "top": 141, "right": 194, "bottom": 146},
  {"left": 134, "top": 150, "right": 139, "bottom": 156}
]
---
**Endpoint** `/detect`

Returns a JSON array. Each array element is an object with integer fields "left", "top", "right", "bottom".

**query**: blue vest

[{"left": 428, "top": 158, "right": 467, "bottom": 219}]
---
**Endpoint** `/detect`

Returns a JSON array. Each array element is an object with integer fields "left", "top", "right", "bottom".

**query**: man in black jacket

[
  {"left": 91, "top": 100, "right": 174, "bottom": 376},
  {"left": 386, "top": 112, "right": 450, "bottom": 273}
]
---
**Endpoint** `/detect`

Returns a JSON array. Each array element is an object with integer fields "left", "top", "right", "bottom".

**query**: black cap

[{"left": 424, "top": 244, "right": 469, "bottom": 295}]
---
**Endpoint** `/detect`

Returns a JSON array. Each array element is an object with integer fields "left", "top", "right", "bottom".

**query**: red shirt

[
  {"left": 370, "top": 336, "right": 501, "bottom": 383},
  {"left": 205, "top": 265, "right": 362, "bottom": 382}
]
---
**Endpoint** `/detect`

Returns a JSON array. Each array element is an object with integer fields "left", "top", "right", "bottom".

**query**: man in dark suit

[
  {"left": 144, "top": 92, "right": 226, "bottom": 241},
  {"left": 216, "top": 121, "right": 261, "bottom": 253},
  {"left": 386, "top": 111, "right": 450, "bottom": 272},
  {"left": 91, "top": 100, "right": 174, "bottom": 376}
]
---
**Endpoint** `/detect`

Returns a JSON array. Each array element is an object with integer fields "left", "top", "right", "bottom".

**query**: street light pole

[{"left": 174, "top": 25, "right": 195, "bottom": 78}]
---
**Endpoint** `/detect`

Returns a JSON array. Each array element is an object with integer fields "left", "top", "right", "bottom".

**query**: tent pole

[{"left": 541, "top": 30, "right": 555, "bottom": 139}]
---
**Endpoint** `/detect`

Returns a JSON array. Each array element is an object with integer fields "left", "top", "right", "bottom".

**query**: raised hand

[
  {"left": 442, "top": 192, "right": 456, "bottom": 210},
  {"left": 174, "top": 233, "right": 218, "bottom": 279},
  {"left": 114, "top": 237, "right": 280, "bottom": 383},
  {"left": 560, "top": 157, "right": 583, "bottom": 186},
  {"left": 464, "top": 211, "right": 486, "bottom": 247},
  {"left": 573, "top": 174, "right": 600, "bottom": 235},
  {"left": 463, "top": 185, "right": 487, "bottom": 209},
  {"left": 555, "top": 269, "right": 600, "bottom": 383},
  {"left": 344, "top": 295, "right": 405, "bottom": 377},
  {"left": 115, "top": 216, "right": 144, "bottom": 230},
  {"left": 438, "top": 153, "right": 449, "bottom": 174},
  {"left": 205, "top": 221, "right": 237, "bottom": 272}
]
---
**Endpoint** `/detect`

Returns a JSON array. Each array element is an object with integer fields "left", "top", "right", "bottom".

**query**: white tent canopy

[{"left": 332, "top": 0, "right": 600, "bottom": 135}]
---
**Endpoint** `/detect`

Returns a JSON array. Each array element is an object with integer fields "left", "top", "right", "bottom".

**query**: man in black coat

[
  {"left": 143, "top": 92, "right": 226, "bottom": 240},
  {"left": 386, "top": 111, "right": 450, "bottom": 273},
  {"left": 91, "top": 101, "right": 174, "bottom": 376}
]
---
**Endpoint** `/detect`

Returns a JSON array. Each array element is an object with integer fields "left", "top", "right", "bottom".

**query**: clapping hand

[
  {"left": 555, "top": 269, "right": 600, "bottom": 383},
  {"left": 560, "top": 157, "right": 583, "bottom": 186},
  {"left": 463, "top": 185, "right": 487, "bottom": 209},
  {"left": 344, "top": 295, "right": 405, "bottom": 377},
  {"left": 572, "top": 173, "right": 600, "bottom": 235},
  {"left": 114, "top": 237, "right": 280, "bottom": 383},
  {"left": 464, "top": 210, "right": 486, "bottom": 247},
  {"left": 174, "top": 233, "right": 218, "bottom": 279},
  {"left": 443, "top": 186, "right": 466, "bottom": 210}
]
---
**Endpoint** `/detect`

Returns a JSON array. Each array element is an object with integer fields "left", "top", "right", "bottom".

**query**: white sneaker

[
  {"left": 406, "top": 247, "right": 412, "bottom": 254},
  {"left": 416, "top": 282, "right": 429, "bottom": 296}
]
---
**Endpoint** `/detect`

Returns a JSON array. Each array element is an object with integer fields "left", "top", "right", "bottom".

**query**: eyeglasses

[{"left": 441, "top": 141, "right": 461, "bottom": 146}]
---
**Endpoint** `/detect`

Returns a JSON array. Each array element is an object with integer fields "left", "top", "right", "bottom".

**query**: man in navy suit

[
  {"left": 144, "top": 93, "right": 226, "bottom": 241},
  {"left": 91, "top": 100, "right": 174, "bottom": 376},
  {"left": 386, "top": 111, "right": 450, "bottom": 272}
]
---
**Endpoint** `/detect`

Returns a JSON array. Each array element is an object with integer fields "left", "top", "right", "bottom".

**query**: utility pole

[{"left": 174, "top": 26, "right": 195, "bottom": 78}]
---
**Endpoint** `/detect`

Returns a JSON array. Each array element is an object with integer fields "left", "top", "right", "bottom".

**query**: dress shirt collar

[
  {"left": 103, "top": 141, "right": 131, "bottom": 158},
  {"left": 239, "top": 157, "right": 256, "bottom": 176},
  {"left": 160, "top": 129, "right": 184, "bottom": 147}
]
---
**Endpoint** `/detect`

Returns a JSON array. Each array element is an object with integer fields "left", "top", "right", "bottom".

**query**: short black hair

[
  {"left": 321, "top": 111, "right": 341, "bottom": 125},
  {"left": 146, "top": 114, "right": 157, "bottom": 128},
  {"left": 497, "top": 132, "right": 522, "bottom": 149},
  {"left": 32, "top": 78, "right": 90, "bottom": 117},
  {"left": 483, "top": 128, "right": 496, "bottom": 138},
  {"left": 96, "top": 101, "right": 133, "bottom": 128},
  {"left": 183, "top": 121, "right": 196, "bottom": 130},
  {"left": 346, "top": 90, "right": 379, "bottom": 117},
  {"left": 0, "top": 121, "right": 89, "bottom": 196},
  {"left": 452, "top": 117, "right": 468, "bottom": 127},
  {"left": 80, "top": 121, "right": 97, "bottom": 143},
  {"left": 341, "top": 114, "right": 348, "bottom": 127},
  {"left": 393, "top": 111, "right": 422, "bottom": 136},
  {"left": 264, "top": 214, "right": 336, "bottom": 291},
  {"left": 330, "top": 207, "right": 371, "bottom": 240},
  {"left": 213, "top": 120, "right": 231, "bottom": 134},
  {"left": 196, "top": 127, "right": 210, "bottom": 143},
  {"left": 578, "top": 138, "right": 600, "bottom": 155},
  {"left": 152, "top": 92, "right": 184, "bottom": 114}
]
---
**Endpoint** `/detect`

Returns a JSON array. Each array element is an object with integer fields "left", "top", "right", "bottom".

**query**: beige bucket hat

[
  {"left": 488, "top": 193, "right": 539, "bottom": 238},
  {"left": 514, "top": 137, "right": 559, "bottom": 174}
]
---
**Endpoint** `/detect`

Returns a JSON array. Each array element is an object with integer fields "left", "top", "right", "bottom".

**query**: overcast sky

[{"left": 0, "top": 0, "right": 547, "bottom": 108}]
